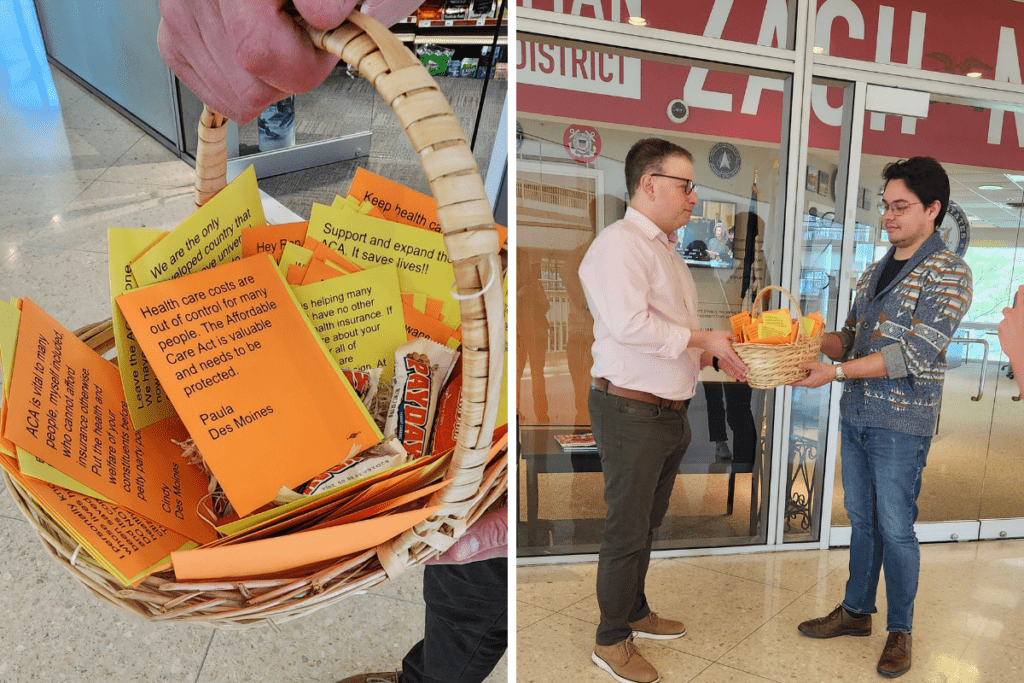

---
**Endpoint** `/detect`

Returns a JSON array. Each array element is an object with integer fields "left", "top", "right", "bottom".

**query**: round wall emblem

[
  {"left": 940, "top": 201, "right": 971, "bottom": 257},
  {"left": 708, "top": 142, "right": 740, "bottom": 179},
  {"left": 563, "top": 124, "right": 601, "bottom": 163}
]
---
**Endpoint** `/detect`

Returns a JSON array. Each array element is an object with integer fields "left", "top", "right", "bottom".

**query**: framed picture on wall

[
  {"left": 817, "top": 170, "right": 829, "bottom": 196},
  {"left": 806, "top": 167, "right": 818, "bottom": 193}
]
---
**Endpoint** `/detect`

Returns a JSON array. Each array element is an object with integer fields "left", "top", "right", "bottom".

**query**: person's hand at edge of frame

[
  {"left": 789, "top": 361, "right": 836, "bottom": 389},
  {"left": 695, "top": 330, "right": 748, "bottom": 382},
  {"left": 157, "top": 0, "right": 425, "bottom": 124},
  {"left": 998, "top": 284, "right": 1024, "bottom": 394}
]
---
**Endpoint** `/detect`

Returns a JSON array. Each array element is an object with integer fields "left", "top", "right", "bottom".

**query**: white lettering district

[{"left": 517, "top": 42, "right": 641, "bottom": 99}]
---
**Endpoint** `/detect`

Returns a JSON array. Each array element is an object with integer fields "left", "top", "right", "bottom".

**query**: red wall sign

[{"left": 517, "top": 0, "right": 1024, "bottom": 169}]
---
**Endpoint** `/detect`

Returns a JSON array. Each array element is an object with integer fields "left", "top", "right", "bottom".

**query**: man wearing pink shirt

[{"left": 579, "top": 138, "right": 747, "bottom": 683}]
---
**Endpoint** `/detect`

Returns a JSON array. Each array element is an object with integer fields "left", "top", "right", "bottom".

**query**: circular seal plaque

[
  {"left": 708, "top": 142, "right": 740, "bottom": 179},
  {"left": 564, "top": 124, "right": 601, "bottom": 163},
  {"left": 940, "top": 200, "right": 971, "bottom": 257}
]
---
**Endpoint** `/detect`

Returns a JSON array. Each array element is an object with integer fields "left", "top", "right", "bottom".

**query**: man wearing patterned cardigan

[{"left": 791, "top": 157, "right": 972, "bottom": 679}]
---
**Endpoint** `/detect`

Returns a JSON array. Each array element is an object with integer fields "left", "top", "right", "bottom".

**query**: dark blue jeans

[
  {"left": 840, "top": 420, "right": 931, "bottom": 633},
  {"left": 589, "top": 387, "right": 691, "bottom": 646},
  {"left": 400, "top": 559, "right": 507, "bottom": 683}
]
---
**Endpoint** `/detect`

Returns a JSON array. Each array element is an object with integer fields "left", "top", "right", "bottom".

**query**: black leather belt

[{"left": 591, "top": 378, "right": 684, "bottom": 410}]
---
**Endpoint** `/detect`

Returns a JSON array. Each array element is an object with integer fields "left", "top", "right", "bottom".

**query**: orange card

[
  {"left": 3, "top": 299, "right": 215, "bottom": 544},
  {"left": 286, "top": 262, "right": 309, "bottom": 285},
  {"left": 403, "top": 303, "right": 458, "bottom": 347},
  {"left": 116, "top": 256, "right": 382, "bottom": 517},
  {"left": 0, "top": 457, "right": 192, "bottom": 586},
  {"left": 241, "top": 222, "right": 308, "bottom": 261},
  {"left": 171, "top": 505, "right": 440, "bottom": 580},
  {"left": 347, "top": 167, "right": 508, "bottom": 247}
]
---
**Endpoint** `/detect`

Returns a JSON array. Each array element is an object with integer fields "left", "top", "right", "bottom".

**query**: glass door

[{"left": 817, "top": 80, "right": 1024, "bottom": 545}]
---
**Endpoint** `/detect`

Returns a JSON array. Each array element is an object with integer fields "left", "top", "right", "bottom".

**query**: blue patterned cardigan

[{"left": 835, "top": 231, "right": 973, "bottom": 437}]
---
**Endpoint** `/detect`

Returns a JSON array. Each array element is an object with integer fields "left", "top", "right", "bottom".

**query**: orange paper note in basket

[
  {"left": 117, "top": 256, "right": 383, "bottom": 517},
  {"left": 171, "top": 504, "right": 440, "bottom": 580}
]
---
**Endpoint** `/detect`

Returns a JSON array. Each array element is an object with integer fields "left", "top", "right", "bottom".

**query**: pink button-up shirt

[{"left": 579, "top": 207, "right": 702, "bottom": 401}]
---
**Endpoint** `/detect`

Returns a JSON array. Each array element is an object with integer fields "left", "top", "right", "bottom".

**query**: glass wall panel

[{"left": 516, "top": 45, "right": 791, "bottom": 556}]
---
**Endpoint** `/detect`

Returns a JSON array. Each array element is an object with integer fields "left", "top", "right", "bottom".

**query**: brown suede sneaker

[
  {"left": 592, "top": 636, "right": 659, "bottom": 683},
  {"left": 797, "top": 604, "right": 872, "bottom": 638},
  {"left": 877, "top": 632, "right": 912, "bottom": 678},
  {"left": 629, "top": 612, "right": 686, "bottom": 640},
  {"left": 333, "top": 673, "right": 400, "bottom": 683}
]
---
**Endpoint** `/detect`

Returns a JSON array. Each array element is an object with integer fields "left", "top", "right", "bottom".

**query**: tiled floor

[
  {"left": 0, "top": 61, "right": 507, "bottom": 683},
  {"left": 518, "top": 540, "right": 1024, "bottom": 682}
]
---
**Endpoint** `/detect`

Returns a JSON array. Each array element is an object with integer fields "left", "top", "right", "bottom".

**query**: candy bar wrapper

[
  {"left": 299, "top": 436, "right": 409, "bottom": 496},
  {"left": 430, "top": 356, "right": 463, "bottom": 455},
  {"left": 342, "top": 367, "right": 382, "bottom": 409},
  {"left": 384, "top": 338, "right": 459, "bottom": 459}
]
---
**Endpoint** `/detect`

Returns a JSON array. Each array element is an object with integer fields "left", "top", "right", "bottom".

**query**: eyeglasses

[
  {"left": 877, "top": 200, "right": 921, "bottom": 217},
  {"left": 650, "top": 173, "right": 698, "bottom": 195}
]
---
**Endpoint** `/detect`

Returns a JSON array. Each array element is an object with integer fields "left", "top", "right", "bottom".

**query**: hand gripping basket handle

[
  {"left": 747, "top": 285, "right": 810, "bottom": 341},
  {"left": 194, "top": 12, "right": 505, "bottom": 572}
]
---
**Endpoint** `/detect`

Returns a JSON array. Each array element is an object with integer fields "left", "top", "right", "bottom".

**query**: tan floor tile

[
  {"left": 558, "top": 560, "right": 803, "bottom": 660},
  {"left": 96, "top": 134, "right": 196, "bottom": 187},
  {"left": 517, "top": 561, "right": 597, "bottom": 612},
  {"left": 518, "top": 599, "right": 556, "bottom": 631},
  {"left": 0, "top": 514, "right": 213, "bottom": 683},
  {"left": 681, "top": 547, "right": 836, "bottom": 593},
  {"left": 960, "top": 635, "right": 1024, "bottom": 682},
  {"left": 50, "top": 69, "right": 91, "bottom": 108},
  {"left": 517, "top": 611, "right": 712, "bottom": 683},
  {"left": 59, "top": 90, "right": 145, "bottom": 135},
  {"left": 719, "top": 594, "right": 971, "bottom": 683},
  {"left": 688, "top": 663, "right": 779, "bottom": 683}
]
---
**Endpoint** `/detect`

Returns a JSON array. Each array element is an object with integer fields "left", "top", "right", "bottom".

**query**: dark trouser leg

[
  {"left": 723, "top": 383, "right": 756, "bottom": 464},
  {"left": 400, "top": 559, "right": 508, "bottom": 683},
  {"left": 590, "top": 389, "right": 691, "bottom": 646},
  {"left": 703, "top": 382, "right": 728, "bottom": 442}
]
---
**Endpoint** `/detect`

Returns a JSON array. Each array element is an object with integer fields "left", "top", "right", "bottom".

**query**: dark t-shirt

[{"left": 876, "top": 257, "right": 908, "bottom": 296}]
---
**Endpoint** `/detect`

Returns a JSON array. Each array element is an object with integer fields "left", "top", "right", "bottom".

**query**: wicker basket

[
  {"left": 732, "top": 285, "right": 823, "bottom": 389},
  {"left": 1, "top": 12, "right": 506, "bottom": 628}
]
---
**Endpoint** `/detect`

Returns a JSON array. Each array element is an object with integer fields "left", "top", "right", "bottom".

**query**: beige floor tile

[
  {"left": 687, "top": 663, "right": 779, "bottom": 683},
  {"left": 960, "top": 635, "right": 1024, "bottom": 682},
  {"left": 680, "top": 547, "right": 836, "bottom": 593},
  {"left": 24, "top": 180, "right": 194, "bottom": 253},
  {"left": 517, "top": 561, "right": 598, "bottom": 612},
  {"left": 557, "top": 560, "right": 803, "bottom": 661},
  {"left": 0, "top": 514, "right": 213, "bottom": 683},
  {"left": 50, "top": 69, "right": 91, "bottom": 109},
  {"left": 518, "top": 599, "right": 556, "bottom": 631},
  {"left": 517, "top": 611, "right": 712, "bottom": 683},
  {"left": 96, "top": 134, "right": 196, "bottom": 187},
  {"left": 719, "top": 594, "right": 971, "bottom": 683}
]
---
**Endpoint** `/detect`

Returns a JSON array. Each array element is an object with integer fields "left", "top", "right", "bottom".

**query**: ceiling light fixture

[
  {"left": 966, "top": 71, "right": 983, "bottom": 78},
  {"left": 628, "top": 16, "right": 647, "bottom": 26},
  {"left": 1005, "top": 173, "right": 1024, "bottom": 183},
  {"left": 978, "top": 185, "right": 1004, "bottom": 190},
  {"left": 812, "top": 46, "right": 825, "bottom": 54}
]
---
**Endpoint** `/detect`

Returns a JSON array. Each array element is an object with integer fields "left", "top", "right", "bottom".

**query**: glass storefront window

[{"left": 516, "top": 45, "right": 792, "bottom": 556}]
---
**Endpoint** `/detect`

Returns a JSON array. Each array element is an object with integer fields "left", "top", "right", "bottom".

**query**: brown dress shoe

[
  {"left": 333, "top": 673, "right": 399, "bottom": 683},
  {"left": 592, "top": 635, "right": 659, "bottom": 683},
  {"left": 797, "top": 604, "right": 871, "bottom": 638},
  {"left": 877, "top": 632, "right": 912, "bottom": 678},
  {"left": 629, "top": 612, "right": 686, "bottom": 640}
]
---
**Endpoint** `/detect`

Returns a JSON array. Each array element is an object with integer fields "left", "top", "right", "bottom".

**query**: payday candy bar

[
  {"left": 342, "top": 367, "right": 382, "bottom": 408},
  {"left": 300, "top": 436, "right": 408, "bottom": 495},
  {"left": 385, "top": 338, "right": 460, "bottom": 459}
]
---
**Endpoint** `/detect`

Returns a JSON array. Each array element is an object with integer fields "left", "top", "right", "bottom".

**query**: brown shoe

[
  {"left": 797, "top": 604, "right": 871, "bottom": 638},
  {"left": 877, "top": 632, "right": 912, "bottom": 678},
  {"left": 629, "top": 612, "right": 686, "bottom": 640},
  {"left": 333, "top": 673, "right": 399, "bottom": 683},
  {"left": 592, "top": 636, "right": 659, "bottom": 683}
]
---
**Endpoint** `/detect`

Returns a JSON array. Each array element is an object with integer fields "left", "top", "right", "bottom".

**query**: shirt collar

[{"left": 626, "top": 207, "right": 675, "bottom": 247}]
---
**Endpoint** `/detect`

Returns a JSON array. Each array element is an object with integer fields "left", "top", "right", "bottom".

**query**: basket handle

[
  {"left": 746, "top": 285, "right": 810, "bottom": 340},
  {"left": 190, "top": 12, "right": 504, "bottom": 563}
]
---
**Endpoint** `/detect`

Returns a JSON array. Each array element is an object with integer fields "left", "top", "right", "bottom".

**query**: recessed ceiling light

[
  {"left": 812, "top": 46, "right": 825, "bottom": 54},
  {"left": 1005, "top": 174, "right": 1024, "bottom": 183},
  {"left": 978, "top": 185, "right": 1004, "bottom": 190},
  {"left": 966, "top": 71, "right": 983, "bottom": 78},
  {"left": 628, "top": 16, "right": 647, "bottom": 26}
]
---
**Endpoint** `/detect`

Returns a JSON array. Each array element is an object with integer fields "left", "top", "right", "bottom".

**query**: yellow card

[
  {"left": 498, "top": 271, "right": 508, "bottom": 428},
  {"left": 131, "top": 166, "right": 264, "bottom": 287},
  {"left": 109, "top": 228, "right": 175, "bottom": 430},
  {"left": 16, "top": 446, "right": 113, "bottom": 500},
  {"left": 0, "top": 298, "right": 20, "bottom": 397},
  {"left": 278, "top": 241, "right": 314, "bottom": 278},
  {"left": 292, "top": 265, "right": 407, "bottom": 388},
  {"left": 306, "top": 203, "right": 460, "bottom": 327},
  {"left": 758, "top": 309, "right": 792, "bottom": 338}
]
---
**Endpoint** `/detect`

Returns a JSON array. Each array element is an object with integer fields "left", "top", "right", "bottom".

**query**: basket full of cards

[
  {"left": 730, "top": 285, "right": 825, "bottom": 389},
  {"left": 0, "top": 12, "right": 507, "bottom": 627}
]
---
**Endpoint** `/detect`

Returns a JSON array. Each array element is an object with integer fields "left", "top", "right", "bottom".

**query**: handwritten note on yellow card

[
  {"left": 758, "top": 309, "right": 792, "bottom": 339},
  {"left": 293, "top": 265, "right": 407, "bottom": 387},
  {"left": 109, "top": 228, "right": 175, "bottom": 430},
  {"left": 306, "top": 203, "right": 460, "bottom": 327},
  {"left": 132, "top": 166, "right": 264, "bottom": 287}
]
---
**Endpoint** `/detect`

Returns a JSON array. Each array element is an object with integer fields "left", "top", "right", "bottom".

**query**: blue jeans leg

[{"left": 840, "top": 420, "right": 930, "bottom": 633}]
